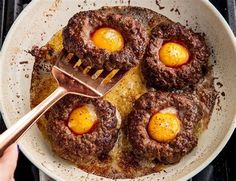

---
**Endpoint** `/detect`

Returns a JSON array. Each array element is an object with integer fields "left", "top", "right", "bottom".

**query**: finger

[{"left": 0, "top": 143, "right": 18, "bottom": 181}]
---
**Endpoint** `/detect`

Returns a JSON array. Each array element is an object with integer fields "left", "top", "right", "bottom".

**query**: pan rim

[{"left": 0, "top": 0, "right": 236, "bottom": 180}]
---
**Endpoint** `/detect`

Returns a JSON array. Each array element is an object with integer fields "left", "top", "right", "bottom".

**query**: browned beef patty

[
  {"left": 142, "top": 23, "right": 210, "bottom": 90},
  {"left": 63, "top": 10, "right": 149, "bottom": 71},
  {"left": 45, "top": 95, "right": 119, "bottom": 162},
  {"left": 127, "top": 91, "right": 202, "bottom": 164}
]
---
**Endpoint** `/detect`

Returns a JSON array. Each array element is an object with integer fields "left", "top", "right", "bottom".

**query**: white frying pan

[{"left": 0, "top": 0, "right": 236, "bottom": 180}]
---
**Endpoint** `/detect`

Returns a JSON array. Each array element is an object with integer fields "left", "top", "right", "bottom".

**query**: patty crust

[
  {"left": 127, "top": 91, "right": 203, "bottom": 164},
  {"left": 142, "top": 23, "right": 210, "bottom": 90},
  {"left": 63, "top": 10, "right": 149, "bottom": 71},
  {"left": 45, "top": 95, "right": 119, "bottom": 162}
]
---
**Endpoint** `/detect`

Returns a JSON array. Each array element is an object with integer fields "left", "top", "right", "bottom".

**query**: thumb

[{"left": 0, "top": 143, "right": 18, "bottom": 181}]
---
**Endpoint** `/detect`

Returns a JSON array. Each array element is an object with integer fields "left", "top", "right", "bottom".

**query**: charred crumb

[
  {"left": 27, "top": 46, "right": 40, "bottom": 57},
  {"left": 45, "top": 14, "right": 53, "bottom": 17},
  {"left": 78, "top": 4, "right": 81, "bottom": 8},
  {"left": 215, "top": 93, "right": 222, "bottom": 111},
  {"left": 221, "top": 92, "right": 225, "bottom": 97},
  {"left": 48, "top": 8, "right": 56, "bottom": 12},
  {"left": 216, "top": 82, "right": 223, "bottom": 88},
  {"left": 155, "top": 0, "right": 165, "bottom": 10},
  {"left": 128, "top": 0, "right": 131, "bottom": 6},
  {"left": 170, "top": 8, "right": 174, "bottom": 12},
  {"left": 185, "top": 20, "right": 189, "bottom": 26},
  {"left": 211, "top": 47, "right": 214, "bottom": 53},
  {"left": 174, "top": 8, "right": 180, "bottom": 15},
  {"left": 19, "top": 61, "right": 28, "bottom": 64}
]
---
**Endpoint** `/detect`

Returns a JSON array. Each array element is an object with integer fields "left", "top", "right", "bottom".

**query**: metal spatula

[{"left": 0, "top": 49, "right": 127, "bottom": 156}]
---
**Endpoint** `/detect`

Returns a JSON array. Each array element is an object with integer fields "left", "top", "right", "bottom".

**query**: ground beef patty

[
  {"left": 63, "top": 10, "right": 149, "bottom": 71},
  {"left": 45, "top": 95, "right": 119, "bottom": 162},
  {"left": 127, "top": 91, "right": 202, "bottom": 164},
  {"left": 142, "top": 23, "right": 210, "bottom": 90}
]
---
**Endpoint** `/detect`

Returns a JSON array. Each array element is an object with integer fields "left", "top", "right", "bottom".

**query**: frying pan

[{"left": 0, "top": 0, "right": 236, "bottom": 180}]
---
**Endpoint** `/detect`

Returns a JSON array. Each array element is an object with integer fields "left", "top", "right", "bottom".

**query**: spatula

[{"left": 0, "top": 49, "right": 127, "bottom": 156}]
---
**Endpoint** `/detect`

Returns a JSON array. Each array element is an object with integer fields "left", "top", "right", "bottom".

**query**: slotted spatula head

[{"left": 52, "top": 49, "right": 127, "bottom": 98}]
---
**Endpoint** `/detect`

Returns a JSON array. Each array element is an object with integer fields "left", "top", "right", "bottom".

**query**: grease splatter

[{"left": 155, "top": 0, "right": 165, "bottom": 10}]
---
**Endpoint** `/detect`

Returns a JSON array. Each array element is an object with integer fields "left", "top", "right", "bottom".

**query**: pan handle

[{"left": 0, "top": 86, "right": 67, "bottom": 157}]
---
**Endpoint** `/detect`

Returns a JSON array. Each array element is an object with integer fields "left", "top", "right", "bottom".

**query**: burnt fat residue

[
  {"left": 216, "top": 82, "right": 223, "bottom": 88},
  {"left": 185, "top": 20, "right": 189, "bottom": 26},
  {"left": 45, "top": 14, "right": 53, "bottom": 17},
  {"left": 215, "top": 93, "right": 222, "bottom": 111},
  {"left": 175, "top": 8, "right": 180, "bottom": 15},
  {"left": 19, "top": 61, "right": 28, "bottom": 65},
  {"left": 128, "top": 0, "right": 131, "bottom": 6},
  {"left": 155, "top": 0, "right": 165, "bottom": 10},
  {"left": 221, "top": 92, "right": 225, "bottom": 97}
]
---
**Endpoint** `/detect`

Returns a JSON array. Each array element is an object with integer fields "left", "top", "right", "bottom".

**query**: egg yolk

[
  {"left": 159, "top": 42, "right": 189, "bottom": 67},
  {"left": 68, "top": 105, "right": 97, "bottom": 135},
  {"left": 148, "top": 112, "right": 181, "bottom": 142},
  {"left": 92, "top": 27, "right": 124, "bottom": 52}
]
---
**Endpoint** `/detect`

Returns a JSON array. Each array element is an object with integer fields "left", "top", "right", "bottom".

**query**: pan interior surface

[{"left": 0, "top": 0, "right": 236, "bottom": 180}]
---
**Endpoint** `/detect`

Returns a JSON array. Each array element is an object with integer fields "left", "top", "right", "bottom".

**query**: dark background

[{"left": 0, "top": 0, "right": 236, "bottom": 180}]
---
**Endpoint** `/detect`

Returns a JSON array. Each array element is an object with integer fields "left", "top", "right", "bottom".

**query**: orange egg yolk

[
  {"left": 159, "top": 42, "right": 189, "bottom": 67},
  {"left": 68, "top": 105, "right": 97, "bottom": 135},
  {"left": 92, "top": 27, "right": 124, "bottom": 52},
  {"left": 148, "top": 112, "right": 181, "bottom": 142}
]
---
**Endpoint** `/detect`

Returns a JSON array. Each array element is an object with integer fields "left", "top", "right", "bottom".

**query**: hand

[{"left": 0, "top": 144, "right": 18, "bottom": 181}]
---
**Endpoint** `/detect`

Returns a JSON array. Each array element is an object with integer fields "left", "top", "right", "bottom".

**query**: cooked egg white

[{"left": 159, "top": 107, "right": 178, "bottom": 114}]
